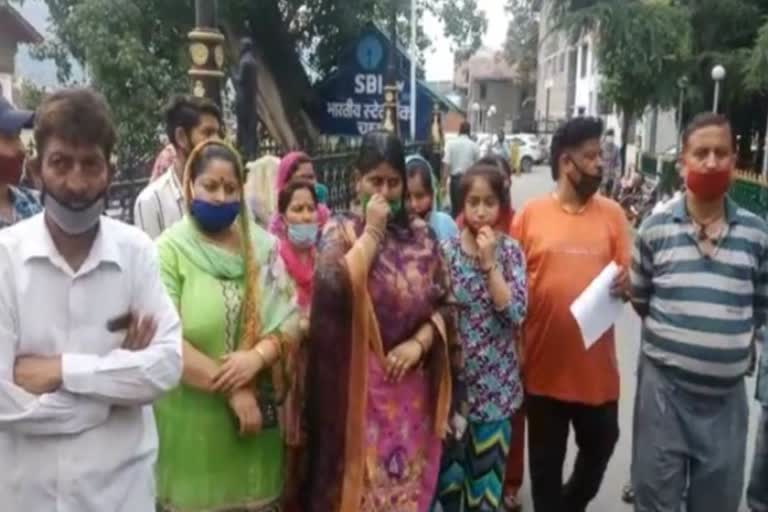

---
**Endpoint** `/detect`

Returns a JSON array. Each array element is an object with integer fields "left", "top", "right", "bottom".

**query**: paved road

[{"left": 509, "top": 166, "right": 761, "bottom": 511}]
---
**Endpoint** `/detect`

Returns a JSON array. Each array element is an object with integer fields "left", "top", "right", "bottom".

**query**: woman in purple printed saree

[{"left": 301, "top": 131, "right": 453, "bottom": 512}]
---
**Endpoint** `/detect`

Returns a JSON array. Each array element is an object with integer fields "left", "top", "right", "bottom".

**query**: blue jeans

[
  {"left": 749, "top": 407, "right": 768, "bottom": 512},
  {"left": 632, "top": 357, "right": 748, "bottom": 512}
]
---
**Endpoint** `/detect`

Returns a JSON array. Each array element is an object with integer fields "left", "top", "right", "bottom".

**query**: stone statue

[{"left": 236, "top": 37, "right": 259, "bottom": 161}]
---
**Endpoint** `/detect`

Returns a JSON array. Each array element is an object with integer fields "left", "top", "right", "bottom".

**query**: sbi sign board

[{"left": 311, "top": 26, "right": 440, "bottom": 140}]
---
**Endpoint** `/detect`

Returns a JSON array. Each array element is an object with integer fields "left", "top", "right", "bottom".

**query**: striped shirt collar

[{"left": 670, "top": 194, "right": 739, "bottom": 225}]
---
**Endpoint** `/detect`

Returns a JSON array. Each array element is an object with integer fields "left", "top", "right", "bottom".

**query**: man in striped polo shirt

[
  {"left": 630, "top": 113, "right": 768, "bottom": 512},
  {"left": 134, "top": 96, "right": 222, "bottom": 239}
]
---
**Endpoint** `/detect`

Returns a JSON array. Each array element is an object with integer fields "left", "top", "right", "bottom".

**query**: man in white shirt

[
  {"left": 0, "top": 88, "right": 182, "bottom": 511},
  {"left": 443, "top": 120, "right": 480, "bottom": 217},
  {"left": 133, "top": 95, "right": 222, "bottom": 239}
]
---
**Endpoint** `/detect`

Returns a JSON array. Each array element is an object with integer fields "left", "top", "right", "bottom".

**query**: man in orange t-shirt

[{"left": 511, "top": 117, "right": 631, "bottom": 512}]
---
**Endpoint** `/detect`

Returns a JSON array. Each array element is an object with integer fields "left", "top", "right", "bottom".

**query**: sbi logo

[{"left": 356, "top": 35, "right": 384, "bottom": 72}]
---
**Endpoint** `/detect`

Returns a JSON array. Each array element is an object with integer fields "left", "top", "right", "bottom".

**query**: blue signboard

[{"left": 310, "top": 25, "right": 447, "bottom": 140}]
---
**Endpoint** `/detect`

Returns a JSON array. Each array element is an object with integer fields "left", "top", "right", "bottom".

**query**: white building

[
  {"left": 0, "top": 1, "right": 42, "bottom": 104},
  {"left": 534, "top": 0, "right": 681, "bottom": 166},
  {"left": 535, "top": 0, "right": 623, "bottom": 144}
]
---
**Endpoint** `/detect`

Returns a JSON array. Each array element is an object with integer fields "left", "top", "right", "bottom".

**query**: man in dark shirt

[{"left": 0, "top": 96, "right": 41, "bottom": 228}]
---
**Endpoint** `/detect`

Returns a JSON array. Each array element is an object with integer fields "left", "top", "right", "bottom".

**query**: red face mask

[
  {"left": 684, "top": 163, "right": 732, "bottom": 201},
  {"left": 0, "top": 152, "right": 25, "bottom": 185}
]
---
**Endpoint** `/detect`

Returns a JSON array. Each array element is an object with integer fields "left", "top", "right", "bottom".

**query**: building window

[
  {"left": 598, "top": 93, "right": 612, "bottom": 115},
  {"left": 581, "top": 43, "right": 589, "bottom": 78},
  {"left": 559, "top": 53, "right": 565, "bottom": 73},
  {"left": 592, "top": 50, "right": 598, "bottom": 74},
  {"left": 479, "top": 83, "right": 487, "bottom": 100}
]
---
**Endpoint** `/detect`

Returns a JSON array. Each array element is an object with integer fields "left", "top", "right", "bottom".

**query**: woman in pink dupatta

[
  {"left": 270, "top": 179, "right": 320, "bottom": 511},
  {"left": 301, "top": 131, "right": 455, "bottom": 512},
  {"left": 269, "top": 151, "right": 330, "bottom": 235}
]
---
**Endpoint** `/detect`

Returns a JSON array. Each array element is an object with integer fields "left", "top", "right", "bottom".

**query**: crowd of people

[{"left": 0, "top": 86, "right": 765, "bottom": 512}]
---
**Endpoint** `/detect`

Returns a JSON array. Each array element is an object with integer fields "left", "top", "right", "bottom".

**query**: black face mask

[{"left": 567, "top": 156, "right": 603, "bottom": 201}]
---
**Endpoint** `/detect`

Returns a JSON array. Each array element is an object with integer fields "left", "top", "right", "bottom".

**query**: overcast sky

[{"left": 423, "top": 0, "right": 509, "bottom": 82}]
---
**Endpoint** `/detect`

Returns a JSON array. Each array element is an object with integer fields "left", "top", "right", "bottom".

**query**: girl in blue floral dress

[{"left": 436, "top": 163, "right": 528, "bottom": 512}]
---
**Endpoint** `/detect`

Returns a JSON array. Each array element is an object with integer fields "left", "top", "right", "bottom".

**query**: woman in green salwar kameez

[{"left": 154, "top": 139, "right": 299, "bottom": 512}]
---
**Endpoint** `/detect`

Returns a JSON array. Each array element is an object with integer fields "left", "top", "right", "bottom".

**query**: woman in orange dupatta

[{"left": 301, "top": 131, "right": 454, "bottom": 512}]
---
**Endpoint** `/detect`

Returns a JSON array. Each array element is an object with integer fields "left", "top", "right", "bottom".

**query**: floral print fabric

[{"left": 441, "top": 234, "right": 527, "bottom": 422}]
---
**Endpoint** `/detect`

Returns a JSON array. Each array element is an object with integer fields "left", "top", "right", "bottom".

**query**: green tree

[
  {"left": 16, "top": 78, "right": 47, "bottom": 111},
  {"left": 550, "top": 0, "right": 690, "bottom": 168},
  {"left": 17, "top": 0, "right": 487, "bottom": 167},
  {"left": 552, "top": 0, "right": 768, "bottom": 167},
  {"left": 504, "top": 0, "right": 539, "bottom": 87},
  {"left": 744, "top": 19, "right": 768, "bottom": 170}
]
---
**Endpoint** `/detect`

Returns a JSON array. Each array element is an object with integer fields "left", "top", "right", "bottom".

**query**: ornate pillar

[
  {"left": 429, "top": 103, "right": 445, "bottom": 190},
  {"left": 188, "top": 0, "right": 225, "bottom": 107},
  {"left": 382, "top": 11, "right": 400, "bottom": 136}
]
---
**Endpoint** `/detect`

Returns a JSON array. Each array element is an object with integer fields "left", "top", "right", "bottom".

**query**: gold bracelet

[
  {"left": 413, "top": 337, "right": 429, "bottom": 358},
  {"left": 364, "top": 225, "right": 385, "bottom": 243},
  {"left": 253, "top": 344, "right": 269, "bottom": 368}
]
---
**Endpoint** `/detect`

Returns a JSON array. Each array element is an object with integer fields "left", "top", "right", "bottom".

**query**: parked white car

[{"left": 506, "top": 133, "right": 547, "bottom": 173}]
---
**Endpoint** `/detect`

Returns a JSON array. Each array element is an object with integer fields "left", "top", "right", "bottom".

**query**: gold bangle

[
  {"left": 364, "top": 225, "right": 385, "bottom": 242},
  {"left": 413, "top": 337, "right": 428, "bottom": 358},
  {"left": 253, "top": 344, "right": 268, "bottom": 367}
]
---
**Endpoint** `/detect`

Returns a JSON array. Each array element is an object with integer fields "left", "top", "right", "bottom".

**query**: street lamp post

[
  {"left": 675, "top": 76, "right": 688, "bottom": 157},
  {"left": 486, "top": 104, "right": 497, "bottom": 133},
  {"left": 544, "top": 79, "right": 554, "bottom": 134},
  {"left": 711, "top": 64, "right": 726, "bottom": 113},
  {"left": 409, "top": 0, "right": 417, "bottom": 141},
  {"left": 188, "top": 0, "right": 226, "bottom": 107},
  {"left": 762, "top": 108, "right": 768, "bottom": 178},
  {"left": 471, "top": 102, "right": 481, "bottom": 134}
]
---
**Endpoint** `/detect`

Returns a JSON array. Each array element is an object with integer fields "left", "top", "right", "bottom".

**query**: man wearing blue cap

[{"left": 0, "top": 96, "right": 41, "bottom": 228}]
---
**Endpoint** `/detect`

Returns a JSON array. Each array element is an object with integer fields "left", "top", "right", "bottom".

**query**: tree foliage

[
  {"left": 18, "top": 0, "right": 487, "bottom": 163},
  {"left": 550, "top": 0, "right": 689, "bottom": 167},
  {"left": 552, "top": 0, "right": 690, "bottom": 119},
  {"left": 504, "top": 0, "right": 539, "bottom": 86},
  {"left": 551, "top": 0, "right": 768, "bottom": 164},
  {"left": 16, "top": 78, "right": 47, "bottom": 111}
]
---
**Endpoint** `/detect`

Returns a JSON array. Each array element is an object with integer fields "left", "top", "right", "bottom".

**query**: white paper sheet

[{"left": 570, "top": 262, "right": 624, "bottom": 350}]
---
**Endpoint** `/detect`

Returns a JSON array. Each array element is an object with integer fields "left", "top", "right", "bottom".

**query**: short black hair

[
  {"left": 550, "top": 117, "right": 604, "bottom": 180},
  {"left": 682, "top": 112, "right": 734, "bottom": 150},
  {"left": 35, "top": 88, "right": 116, "bottom": 161},
  {"left": 605, "top": 128, "right": 615, "bottom": 136},
  {"left": 459, "top": 121, "right": 471, "bottom": 136},
  {"left": 164, "top": 95, "right": 223, "bottom": 149}
]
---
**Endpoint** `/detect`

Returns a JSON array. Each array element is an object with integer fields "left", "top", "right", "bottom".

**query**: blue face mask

[
  {"left": 287, "top": 222, "right": 319, "bottom": 249},
  {"left": 190, "top": 199, "right": 241, "bottom": 233}
]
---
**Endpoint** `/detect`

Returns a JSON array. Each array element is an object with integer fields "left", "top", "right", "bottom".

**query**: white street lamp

[
  {"left": 471, "top": 102, "right": 481, "bottom": 133},
  {"left": 544, "top": 79, "right": 554, "bottom": 133},
  {"left": 486, "top": 105, "right": 497, "bottom": 133},
  {"left": 711, "top": 65, "right": 726, "bottom": 113}
]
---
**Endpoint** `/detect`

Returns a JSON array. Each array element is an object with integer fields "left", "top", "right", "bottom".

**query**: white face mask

[
  {"left": 605, "top": 136, "right": 615, "bottom": 145},
  {"left": 43, "top": 190, "right": 105, "bottom": 235}
]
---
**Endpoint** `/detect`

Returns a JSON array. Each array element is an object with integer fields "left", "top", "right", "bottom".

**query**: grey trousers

[
  {"left": 632, "top": 357, "right": 748, "bottom": 512},
  {"left": 749, "top": 406, "right": 768, "bottom": 512}
]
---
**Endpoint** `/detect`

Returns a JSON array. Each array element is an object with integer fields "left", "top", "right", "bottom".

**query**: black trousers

[
  {"left": 526, "top": 394, "right": 619, "bottom": 512},
  {"left": 450, "top": 175, "right": 463, "bottom": 219}
]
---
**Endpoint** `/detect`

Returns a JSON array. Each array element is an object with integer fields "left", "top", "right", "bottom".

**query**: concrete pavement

[{"left": 509, "top": 166, "right": 761, "bottom": 512}]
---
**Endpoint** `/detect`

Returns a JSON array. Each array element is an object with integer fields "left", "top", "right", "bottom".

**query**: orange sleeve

[{"left": 510, "top": 205, "right": 525, "bottom": 242}]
